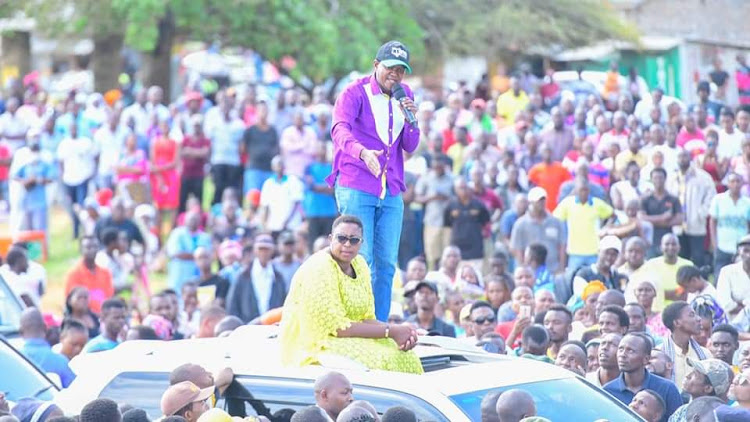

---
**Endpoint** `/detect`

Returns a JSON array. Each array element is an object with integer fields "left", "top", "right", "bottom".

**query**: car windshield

[
  {"left": 0, "top": 275, "right": 23, "bottom": 336},
  {"left": 0, "top": 340, "right": 56, "bottom": 402},
  {"left": 449, "top": 378, "right": 642, "bottom": 421}
]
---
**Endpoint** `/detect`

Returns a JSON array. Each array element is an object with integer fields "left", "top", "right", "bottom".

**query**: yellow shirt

[
  {"left": 642, "top": 256, "right": 693, "bottom": 311},
  {"left": 553, "top": 196, "right": 614, "bottom": 255},
  {"left": 446, "top": 143, "right": 467, "bottom": 176},
  {"left": 614, "top": 150, "right": 648, "bottom": 176},
  {"left": 496, "top": 90, "right": 529, "bottom": 122}
]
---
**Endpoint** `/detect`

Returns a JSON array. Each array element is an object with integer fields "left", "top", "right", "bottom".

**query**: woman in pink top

[{"left": 115, "top": 134, "right": 149, "bottom": 203}]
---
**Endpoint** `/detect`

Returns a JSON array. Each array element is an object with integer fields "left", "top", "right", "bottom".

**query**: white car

[{"left": 57, "top": 326, "right": 644, "bottom": 421}]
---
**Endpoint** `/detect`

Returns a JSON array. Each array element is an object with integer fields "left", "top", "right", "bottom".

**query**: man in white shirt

[
  {"left": 260, "top": 156, "right": 304, "bottom": 235},
  {"left": 93, "top": 113, "right": 131, "bottom": 190},
  {"left": 121, "top": 89, "right": 149, "bottom": 137},
  {"left": 717, "top": 108, "right": 744, "bottom": 161},
  {"left": 145, "top": 85, "right": 170, "bottom": 123},
  {"left": 0, "top": 98, "right": 29, "bottom": 153},
  {"left": 0, "top": 246, "right": 44, "bottom": 306},
  {"left": 717, "top": 235, "right": 750, "bottom": 320},
  {"left": 57, "top": 122, "right": 97, "bottom": 238}
]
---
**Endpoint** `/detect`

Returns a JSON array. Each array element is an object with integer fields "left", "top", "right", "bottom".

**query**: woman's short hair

[{"left": 332, "top": 215, "right": 364, "bottom": 232}]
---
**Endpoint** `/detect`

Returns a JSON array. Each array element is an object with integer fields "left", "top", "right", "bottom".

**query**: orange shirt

[
  {"left": 528, "top": 162, "right": 572, "bottom": 211},
  {"left": 64, "top": 260, "right": 114, "bottom": 314}
]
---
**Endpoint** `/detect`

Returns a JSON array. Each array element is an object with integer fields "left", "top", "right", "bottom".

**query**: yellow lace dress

[{"left": 280, "top": 250, "right": 423, "bottom": 374}]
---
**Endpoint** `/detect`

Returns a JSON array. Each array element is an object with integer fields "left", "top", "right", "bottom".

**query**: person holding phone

[
  {"left": 495, "top": 286, "right": 535, "bottom": 350},
  {"left": 280, "top": 215, "right": 423, "bottom": 374}
]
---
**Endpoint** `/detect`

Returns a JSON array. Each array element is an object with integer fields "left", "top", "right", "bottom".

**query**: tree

[{"left": 408, "top": 0, "right": 638, "bottom": 62}]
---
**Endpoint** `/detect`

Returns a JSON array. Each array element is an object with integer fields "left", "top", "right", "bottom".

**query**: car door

[{"left": 234, "top": 376, "right": 449, "bottom": 421}]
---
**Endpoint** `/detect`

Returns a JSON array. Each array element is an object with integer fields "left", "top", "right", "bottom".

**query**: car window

[
  {"left": 235, "top": 376, "right": 448, "bottom": 421},
  {"left": 0, "top": 275, "right": 23, "bottom": 336},
  {"left": 0, "top": 340, "right": 56, "bottom": 402},
  {"left": 98, "top": 372, "right": 170, "bottom": 419},
  {"left": 449, "top": 378, "right": 642, "bottom": 421}
]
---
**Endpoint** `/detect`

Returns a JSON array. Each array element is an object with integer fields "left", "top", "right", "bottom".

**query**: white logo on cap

[{"left": 391, "top": 46, "right": 408, "bottom": 60}]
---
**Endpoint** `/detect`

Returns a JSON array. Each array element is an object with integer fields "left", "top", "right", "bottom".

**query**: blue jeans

[
  {"left": 244, "top": 168, "right": 273, "bottom": 195},
  {"left": 65, "top": 181, "right": 89, "bottom": 239},
  {"left": 566, "top": 253, "right": 597, "bottom": 279},
  {"left": 335, "top": 185, "right": 403, "bottom": 322}
]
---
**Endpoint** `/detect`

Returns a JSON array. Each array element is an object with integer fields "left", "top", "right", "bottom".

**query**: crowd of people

[{"left": 5, "top": 48, "right": 750, "bottom": 421}]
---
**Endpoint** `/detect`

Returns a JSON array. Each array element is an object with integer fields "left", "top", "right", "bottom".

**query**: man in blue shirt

[
  {"left": 83, "top": 298, "right": 128, "bottom": 353},
  {"left": 20, "top": 308, "right": 75, "bottom": 387},
  {"left": 604, "top": 333, "right": 682, "bottom": 422},
  {"left": 13, "top": 142, "right": 55, "bottom": 234},
  {"left": 303, "top": 141, "right": 337, "bottom": 250}
]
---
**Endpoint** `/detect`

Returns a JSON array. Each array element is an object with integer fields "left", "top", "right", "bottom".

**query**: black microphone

[{"left": 391, "top": 83, "right": 418, "bottom": 127}]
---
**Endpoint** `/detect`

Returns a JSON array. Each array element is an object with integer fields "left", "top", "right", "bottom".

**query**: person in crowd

[
  {"left": 125, "top": 325, "right": 159, "bottom": 341},
  {"left": 709, "top": 324, "right": 740, "bottom": 370},
  {"left": 677, "top": 265, "right": 718, "bottom": 304},
  {"left": 19, "top": 308, "right": 75, "bottom": 387},
  {"left": 648, "top": 350, "right": 675, "bottom": 381},
  {"left": 668, "top": 149, "right": 716, "bottom": 267},
  {"left": 643, "top": 234, "right": 693, "bottom": 310},
  {"left": 83, "top": 298, "right": 127, "bottom": 353},
  {"left": 660, "top": 301, "right": 713, "bottom": 387},
  {"left": 717, "top": 234, "right": 750, "bottom": 320},
  {"left": 480, "top": 391, "right": 501, "bottom": 422},
  {"left": 57, "top": 318, "right": 89, "bottom": 361},
  {"left": 160, "top": 381, "right": 213, "bottom": 422},
  {"left": 166, "top": 211, "right": 212, "bottom": 292},
  {"left": 709, "top": 172, "right": 750, "bottom": 278},
  {"left": 619, "top": 237, "right": 648, "bottom": 280},
  {"left": 598, "top": 305, "right": 630, "bottom": 336},
  {"left": 381, "top": 406, "right": 416, "bottom": 422},
  {"left": 406, "top": 281, "right": 456, "bottom": 337},
  {"left": 554, "top": 340, "right": 587, "bottom": 376},
  {"left": 586, "top": 333, "right": 622, "bottom": 388},
  {"left": 280, "top": 110, "right": 317, "bottom": 179},
  {"left": 426, "top": 246, "right": 462, "bottom": 288},
  {"left": 628, "top": 390, "right": 666, "bottom": 422},
  {"left": 95, "top": 227, "right": 132, "bottom": 294},
  {"left": 94, "top": 197, "right": 146, "bottom": 247},
  {"left": 303, "top": 141, "right": 337, "bottom": 250},
  {"left": 444, "top": 178, "right": 490, "bottom": 272},
  {"left": 206, "top": 90, "right": 245, "bottom": 205},
  {"left": 227, "top": 234, "right": 286, "bottom": 323},
  {"left": 242, "top": 100, "right": 278, "bottom": 193},
  {"left": 273, "top": 232, "right": 302, "bottom": 292},
  {"left": 528, "top": 144, "right": 571, "bottom": 213},
  {"left": 290, "top": 406, "right": 329, "bottom": 422},
  {"left": 543, "top": 304, "right": 572, "bottom": 360},
  {"left": 640, "top": 168, "right": 683, "bottom": 258},
  {"left": 280, "top": 215, "right": 422, "bottom": 373},
  {"left": 517, "top": 324, "right": 552, "bottom": 363},
  {"left": 57, "top": 121, "right": 97, "bottom": 239},
  {"left": 13, "top": 140, "right": 54, "bottom": 234},
  {"left": 510, "top": 187, "right": 565, "bottom": 275},
  {"left": 337, "top": 406, "right": 375, "bottom": 422},
  {"left": 179, "top": 115, "right": 211, "bottom": 213},
  {"left": 468, "top": 301, "right": 499, "bottom": 344},
  {"left": 64, "top": 236, "right": 114, "bottom": 314},
  {"left": 494, "top": 389, "right": 536, "bottom": 422},
  {"left": 553, "top": 178, "right": 614, "bottom": 273},
  {"left": 78, "top": 398, "right": 122, "bottom": 422},
  {"left": 9, "top": 398, "right": 64, "bottom": 422},
  {"left": 604, "top": 333, "right": 682, "bottom": 422},
  {"left": 484, "top": 275, "right": 511, "bottom": 317},
  {"left": 196, "top": 305, "right": 226, "bottom": 339},
  {"left": 415, "top": 154, "right": 454, "bottom": 270},
  {"left": 329, "top": 41, "right": 419, "bottom": 322},
  {"left": 572, "top": 235, "right": 627, "bottom": 298},
  {"left": 313, "top": 371, "right": 353, "bottom": 421},
  {"left": 496, "top": 286, "right": 534, "bottom": 350},
  {"left": 534, "top": 289, "right": 556, "bottom": 316},
  {"left": 64, "top": 286, "right": 100, "bottom": 338},
  {"left": 259, "top": 156, "right": 304, "bottom": 236},
  {"left": 191, "top": 247, "right": 230, "bottom": 308},
  {"left": 681, "top": 358, "right": 733, "bottom": 402}
]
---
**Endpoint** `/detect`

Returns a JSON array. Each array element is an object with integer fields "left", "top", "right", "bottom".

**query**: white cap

[
  {"left": 599, "top": 235, "right": 622, "bottom": 253},
  {"left": 527, "top": 187, "right": 547, "bottom": 202}
]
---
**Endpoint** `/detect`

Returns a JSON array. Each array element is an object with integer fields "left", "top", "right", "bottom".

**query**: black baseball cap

[
  {"left": 414, "top": 281, "right": 438, "bottom": 295},
  {"left": 376, "top": 41, "right": 412, "bottom": 74}
]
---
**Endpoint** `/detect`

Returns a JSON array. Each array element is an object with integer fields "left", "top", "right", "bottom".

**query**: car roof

[{"left": 66, "top": 326, "right": 574, "bottom": 397}]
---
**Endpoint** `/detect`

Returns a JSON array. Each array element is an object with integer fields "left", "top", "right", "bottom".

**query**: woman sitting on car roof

[{"left": 280, "top": 215, "right": 423, "bottom": 374}]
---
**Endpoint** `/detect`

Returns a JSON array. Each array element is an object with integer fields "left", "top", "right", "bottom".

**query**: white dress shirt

[{"left": 251, "top": 258, "right": 275, "bottom": 315}]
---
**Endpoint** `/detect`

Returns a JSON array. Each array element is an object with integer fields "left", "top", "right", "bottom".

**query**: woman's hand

[{"left": 390, "top": 324, "right": 418, "bottom": 351}]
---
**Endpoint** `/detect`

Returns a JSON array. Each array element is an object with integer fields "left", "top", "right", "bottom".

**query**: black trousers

[
  {"left": 179, "top": 176, "right": 205, "bottom": 213},
  {"left": 679, "top": 234, "right": 707, "bottom": 268},
  {"left": 211, "top": 164, "right": 243, "bottom": 205}
]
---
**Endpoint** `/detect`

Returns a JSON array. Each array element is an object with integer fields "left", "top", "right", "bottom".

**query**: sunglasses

[
  {"left": 334, "top": 235, "right": 362, "bottom": 246},
  {"left": 474, "top": 316, "right": 496, "bottom": 325}
]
